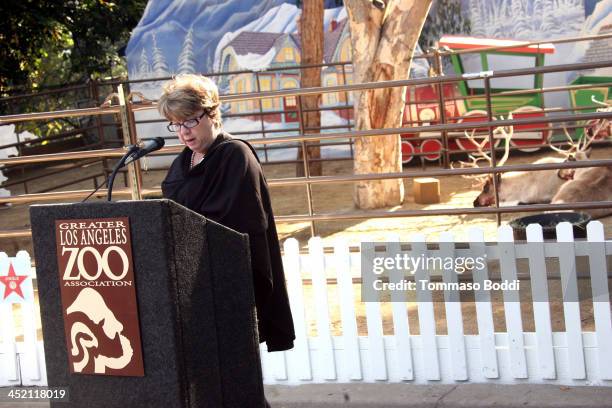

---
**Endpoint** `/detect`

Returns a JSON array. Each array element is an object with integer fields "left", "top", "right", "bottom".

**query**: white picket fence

[
  {"left": 0, "top": 251, "right": 47, "bottom": 387},
  {"left": 1, "top": 222, "right": 611, "bottom": 387},
  {"left": 260, "top": 221, "right": 612, "bottom": 386}
]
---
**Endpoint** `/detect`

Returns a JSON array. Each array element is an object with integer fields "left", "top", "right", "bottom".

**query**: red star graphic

[{"left": 0, "top": 262, "right": 28, "bottom": 300}]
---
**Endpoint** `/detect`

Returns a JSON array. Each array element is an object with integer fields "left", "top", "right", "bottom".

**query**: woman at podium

[{"left": 159, "top": 74, "right": 295, "bottom": 356}]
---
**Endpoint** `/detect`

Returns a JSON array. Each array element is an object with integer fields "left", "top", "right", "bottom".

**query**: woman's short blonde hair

[{"left": 158, "top": 74, "right": 222, "bottom": 128}]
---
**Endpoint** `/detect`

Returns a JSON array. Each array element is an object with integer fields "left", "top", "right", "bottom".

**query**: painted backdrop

[{"left": 125, "top": 0, "right": 612, "bottom": 165}]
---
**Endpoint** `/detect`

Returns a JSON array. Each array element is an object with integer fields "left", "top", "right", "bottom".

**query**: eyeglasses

[{"left": 167, "top": 111, "right": 207, "bottom": 132}]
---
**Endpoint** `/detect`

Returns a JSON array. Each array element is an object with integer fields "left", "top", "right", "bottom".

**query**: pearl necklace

[{"left": 190, "top": 151, "right": 204, "bottom": 169}]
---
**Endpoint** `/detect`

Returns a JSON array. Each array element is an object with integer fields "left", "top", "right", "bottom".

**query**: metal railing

[{"left": 1, "top": 34, "right": 611, "bottom": 241}]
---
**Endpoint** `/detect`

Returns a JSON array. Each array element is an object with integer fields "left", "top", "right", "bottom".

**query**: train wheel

[
  {"left": 455, "top": 109, "right": 501, "bottom": 152},
  {"left": 420, "top": 139, "right": 443, "bottom": 161},
  {"left": 508, "top": 106, "right": 549, "bottom": 153},
  {"left": 401, "top": 140, "right": 415, "bottom": 164}
]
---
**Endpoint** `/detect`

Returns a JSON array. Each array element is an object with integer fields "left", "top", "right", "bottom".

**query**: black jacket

[{"left": 161, "top": 132, "right": 295, "bottom": 352}]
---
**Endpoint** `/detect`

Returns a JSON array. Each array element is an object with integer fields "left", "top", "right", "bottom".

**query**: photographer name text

[{"left": 372, "top": 279, "right": 520, "bottom": 291}]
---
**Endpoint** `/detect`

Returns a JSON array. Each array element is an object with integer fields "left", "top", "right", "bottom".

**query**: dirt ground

[
  {"left": 2, "top": 145, "right": 611, "bottom": 341},
  {"left": 261, "top": 146, "right": 612, "bottom": 246}
]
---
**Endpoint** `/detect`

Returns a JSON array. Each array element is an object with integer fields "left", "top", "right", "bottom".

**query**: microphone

[
  {"left": 106, "top": 137, "right": 165, "bottom": 201},
  {"left": 124, "top": 137, "right": 165, "bottom": 165}
]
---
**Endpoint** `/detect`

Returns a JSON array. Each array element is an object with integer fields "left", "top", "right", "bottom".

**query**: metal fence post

[
  {"left": 254, "top": 71, "right": 270, "bottom": 163},
  {"left": 297, "top": 95, "right": 316, "bottom": 237},
  {"left": 341, "top": 63, "right": 354, "bottom": 158},
  {"left": 484, "top": 77, "right": 502, "bottom": 226},
  {"left": 433, "top": 49, "right": 450, "bottom": 169},
  {"left": 117, "top": 84, "right": 142, "bottom": 201}
]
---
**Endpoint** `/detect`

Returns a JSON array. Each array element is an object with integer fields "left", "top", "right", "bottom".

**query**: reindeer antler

[
  {"left": 549, "top": 126, "right": 578, "bottom": 156},
  {"left": 451, "top": 129, "right": 492, "bottom": 182},
  {"left": 579, "top": 127, "right": 596, "bottom": 152},
  {"left": 492, "top": 113, "right": 513, "bottom": 167},
  {"left": 453, "top": 115, "right": 513, "bottom": 169},
  {"left": 452, "top": 129, "right": 492, "bottom": 167},
  {"left": 548, "top": 124, "right": 599, "bottom": 160}
]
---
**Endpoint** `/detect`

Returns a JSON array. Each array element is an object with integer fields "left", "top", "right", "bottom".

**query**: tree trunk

[
  {"left": 345, "top": 0, "right": 433, "bottom": 209},
  {"left": 297, "top": 0, "right": 323, "bottom": 177}
]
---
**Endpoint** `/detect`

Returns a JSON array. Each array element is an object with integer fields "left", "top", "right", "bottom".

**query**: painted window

[
  {"left": 284, "top": 47, "right": 295, "bottom": 61},
  {"left": 235, "top": 79, "right": 246, "bottom": 112},
  {"left": 282, "top": 78, "right": 298, "bottom": 106},
  {"left": 281, "top": 78, "right": 299, "bottom": 121},
  {"left": 340, "top": 39, "right": 351, "bottom": 62},
  {"left": 222, "top": 54, "right": 232, "bottom": 72},
  {"left": 259, "top": 76, "right": 273, "bottom": 110},
  {"left": 325, "top": 77, "right": 337, "bottom": 105}
]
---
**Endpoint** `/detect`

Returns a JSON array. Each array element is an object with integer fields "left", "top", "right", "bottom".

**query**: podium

[{"left": 30, "top": 199, "right": 265, "bottom": 408}]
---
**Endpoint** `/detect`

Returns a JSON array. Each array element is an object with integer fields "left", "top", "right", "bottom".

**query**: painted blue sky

[
  {"left": 126, "top": 0, "right": 348, "bottom": 77},
  {"left": 126, "top": 0, "right": 610, "bottom": 79}
]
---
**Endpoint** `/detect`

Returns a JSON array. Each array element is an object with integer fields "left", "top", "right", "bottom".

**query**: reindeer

[
  {"left": 550, "top": 164, "right": 612, "bottom": 219},
  {"left": 459, "top": 118, "right": 596, "bottom": 207},
  {"left": 550, "top": 98, "right": 612, "bottom": 219}
]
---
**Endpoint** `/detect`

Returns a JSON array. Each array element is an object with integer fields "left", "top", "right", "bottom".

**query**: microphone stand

[{"left": 107, "top": 145, "right": 140, "bottom": 202}]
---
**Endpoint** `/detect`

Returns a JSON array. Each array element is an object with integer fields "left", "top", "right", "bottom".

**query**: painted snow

[{"left": 233, "top": 48, "right": 279, "bottom": 72}]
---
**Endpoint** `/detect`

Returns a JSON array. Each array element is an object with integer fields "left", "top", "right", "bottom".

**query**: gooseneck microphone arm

[
  {"left": 106, "top": 137, "right": 165, "bottom": 202},
  {"left": 107, "top": 144, "right": 139, "bottom": 202}
]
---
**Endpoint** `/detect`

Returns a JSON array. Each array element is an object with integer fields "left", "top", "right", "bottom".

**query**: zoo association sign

[{"left": 54, "top": 218, "right": 144, "bottom": 376}]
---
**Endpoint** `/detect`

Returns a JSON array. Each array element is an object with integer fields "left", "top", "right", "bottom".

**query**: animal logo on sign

[{"left": 66, "top": 287, "right": 134, "bottom": 373}]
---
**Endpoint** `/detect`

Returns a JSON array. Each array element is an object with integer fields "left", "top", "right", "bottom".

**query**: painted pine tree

[
  {"left": 488, "top": 1, "right": 499, "bottom": 36},
  {"left": 419, "top": 0, "right": 471, "bottom": 49},
  {"left": 480, "top": 1, "right": 493, "bottom": 36},
  {"left": 137, "top": 48, "right": 151, "bottom": 79},
  {"left": 491, "top": 0, "right": 509, "bottom": 38},
  {"left": 152, "top": 34, "right": 169, "bottom": 77},
  {"left": 556, "top": 0, "right": 585, "bottom": 34},
  {"left": 177, "top": 28, "right": 196, "bottom": 74},
  {"left": 470, "top": 0, "right": 485, "bottom": 37},
  {"left": 539, "top": 0, "right": 557, "bottom": 34},
  {"left": 512, "top": 0, "right": 530, "bottom": 38},
  {"left": 532, "top": 0, "right": 544, "bottom": 33}
]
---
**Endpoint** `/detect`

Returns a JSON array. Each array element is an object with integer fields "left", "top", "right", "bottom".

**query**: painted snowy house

[
  {"left": 219, "top": 18, "right": 352, "bottom": 120},
  {"left": 218, "top": 31, "right": 301, "bottom": 118}
]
